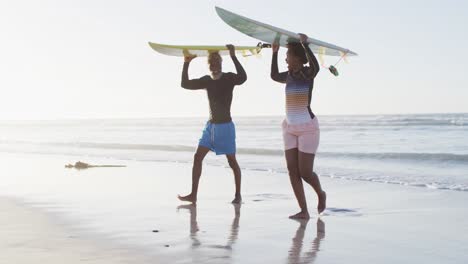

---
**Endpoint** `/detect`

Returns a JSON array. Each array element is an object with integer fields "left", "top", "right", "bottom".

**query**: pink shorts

[{"left": 282, "top": 118, "right": 320, "bottom": 154}]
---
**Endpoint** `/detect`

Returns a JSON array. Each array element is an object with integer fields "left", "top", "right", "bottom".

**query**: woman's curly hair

[{"left": 287, "top": 42, "right": 307, "bottom": 64}]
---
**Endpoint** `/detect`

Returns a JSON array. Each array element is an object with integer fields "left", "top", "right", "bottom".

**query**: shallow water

[{"left": 1, "top": 113, "right": 467, "bottom": 192}]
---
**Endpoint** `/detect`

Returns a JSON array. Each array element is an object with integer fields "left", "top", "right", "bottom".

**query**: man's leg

[
  {"left": 178, "top": 146, "right": 210, "bottom": 203},
  {"left": 226, "top": 154, "right": 242, "bottom": 204}
]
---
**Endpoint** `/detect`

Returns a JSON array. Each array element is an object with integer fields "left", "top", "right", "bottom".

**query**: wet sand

[{"left": 1, "top": 153, "right": 467, "bottom": 263}]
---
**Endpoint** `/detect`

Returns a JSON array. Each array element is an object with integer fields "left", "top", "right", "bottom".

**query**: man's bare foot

[
  {"left": 231, "top": 194, "right": 242, "bottom": 204},
  {"left": 318, "top": 191, "right": 327, "bottom": 214},
  {"left": 178, "top": 194, "right": 197, "bottom": 203},
  {"left": 289, "top": 210, "right": 310, "bottom": 219}
]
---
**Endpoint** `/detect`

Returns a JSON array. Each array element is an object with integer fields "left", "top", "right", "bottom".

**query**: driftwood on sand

[{"left": 65, "top": 161, "right": 126, "bottom": 170}]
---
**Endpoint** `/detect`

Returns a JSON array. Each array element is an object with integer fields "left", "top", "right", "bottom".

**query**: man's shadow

[
  {"left": 287, "top": 218, "right": 325, "bottom": 264},
  {"left": 176, "top": 203, "right": 241, "bottom": 250},
  {"left": 226, "top": 203, "right": 241, "bottom": 250},
  {"left": 177, "top": 204, "right": 201, "bottom": 248}
]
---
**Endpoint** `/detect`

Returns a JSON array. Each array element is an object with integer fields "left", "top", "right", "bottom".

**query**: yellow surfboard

[{"left": 148, "top": 42, "right": 264, "bottom": 57}]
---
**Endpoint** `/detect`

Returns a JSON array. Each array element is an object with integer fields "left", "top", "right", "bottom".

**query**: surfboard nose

[{"left": 215, "top": 6, "right": 358, "bottom": 57}]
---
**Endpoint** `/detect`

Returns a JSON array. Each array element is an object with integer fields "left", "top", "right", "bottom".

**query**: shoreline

[{"left": 1, "top": 152, "right": 467, "bottom": 263}]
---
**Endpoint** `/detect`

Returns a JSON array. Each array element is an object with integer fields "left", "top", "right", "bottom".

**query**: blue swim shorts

[{"left": 198, "top": 121, "right": 236, "bottom": 155}]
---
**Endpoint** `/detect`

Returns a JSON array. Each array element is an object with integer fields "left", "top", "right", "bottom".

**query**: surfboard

[
  {"left": 148, "top": 42, "right": 264, "bottom": 57},
  {"left": 215, "top": 7, "right": 357, "bottom": 57}
]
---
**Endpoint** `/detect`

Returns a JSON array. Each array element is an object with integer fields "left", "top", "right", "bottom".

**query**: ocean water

[{"left": 1, "top": 113, "right": 467, "bottom": 192}]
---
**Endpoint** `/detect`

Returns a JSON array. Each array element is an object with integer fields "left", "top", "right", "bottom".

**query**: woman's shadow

[
  {"left": 287, "top": 218, "right": 325, "bottom": 264},
  {"left": 176, "top": 204, "right": 324, "bottom": 263}
]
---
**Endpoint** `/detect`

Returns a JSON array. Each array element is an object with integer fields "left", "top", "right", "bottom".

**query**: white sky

[{"left": 0, "top": 0, "right": 467, "bottom": 120}]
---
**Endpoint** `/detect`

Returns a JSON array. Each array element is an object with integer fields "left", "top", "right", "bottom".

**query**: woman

[{"left": 271, "top": 34, "right": 326, "bottom": 219}]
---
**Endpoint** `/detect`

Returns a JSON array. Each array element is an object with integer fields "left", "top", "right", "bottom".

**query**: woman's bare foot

[
  {"left": 178, "top": 194, "right": 197, "bottom": 203},
  {"left": 289, "top": 210, "right": 310, "bottom": 219},
  {"left": 318, "top": 191, "right": 326, "bottom": 214},
  {"left": 231, "top": 194, "right": 242, "bottom": 204}
]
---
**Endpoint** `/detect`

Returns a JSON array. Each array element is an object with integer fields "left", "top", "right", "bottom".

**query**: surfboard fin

[
  {"left": 339, "top": 51, "right": 349, "bottom": 64},
  {"left": 318, "top": 47, "right": 327, "bottom": 67},
  {"left": 318, "top": 54, "right": 325, "bottom": 67}
]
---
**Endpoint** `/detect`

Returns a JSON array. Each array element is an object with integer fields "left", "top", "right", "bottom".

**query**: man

[{"left": 178, "top": 44, "right": 247, "bottom": 204}]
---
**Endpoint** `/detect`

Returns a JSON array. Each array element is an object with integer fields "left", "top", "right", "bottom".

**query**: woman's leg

[
  {"left": 298, "top": 152, "right": 326, "bottom": 213},
  {"left": 285, "top": 148, "right": 310, "bottom": 219}
]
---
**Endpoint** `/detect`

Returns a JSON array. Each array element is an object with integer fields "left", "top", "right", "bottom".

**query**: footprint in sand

[
  {"left": 322, "top": 208, "right": 363, "bottom": 217},
  {"left": 249, "top": 193, "right": 291, "bottom": 202}
]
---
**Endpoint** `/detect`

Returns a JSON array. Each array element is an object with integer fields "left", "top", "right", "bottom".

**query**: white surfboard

[
  {"left": 215, "top": 7, "right": 357, "bottom": 57},
  {"left": 148, "top": 42, "right": 263, "bottom": 57}
]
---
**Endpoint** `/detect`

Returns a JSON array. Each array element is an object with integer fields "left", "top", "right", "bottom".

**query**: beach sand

[
  {"left": 0, "top": 198, "right": 152, "bottom": 264},
  {"left": 1, "top": 152, "right": 467, "bottom": 263}
]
